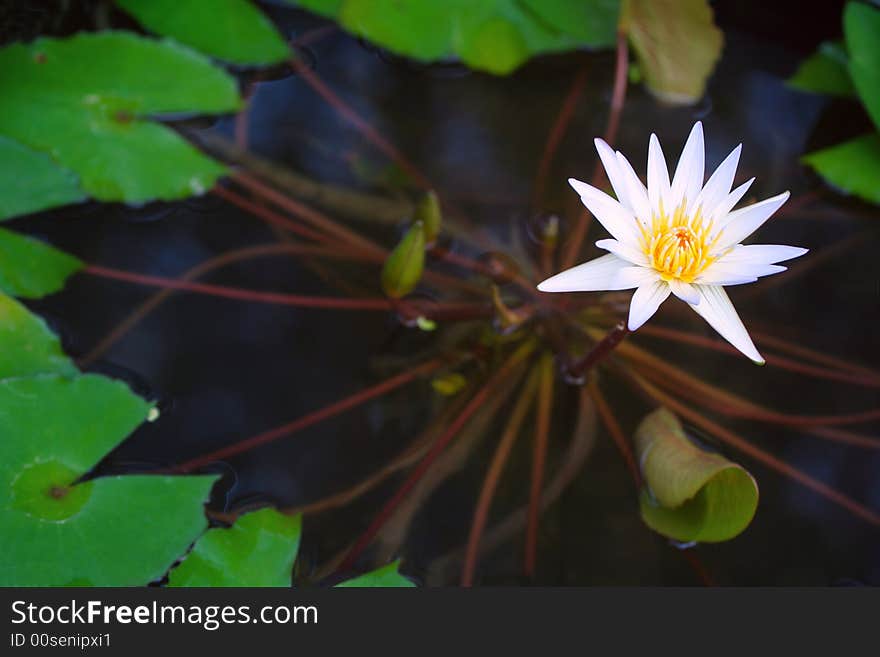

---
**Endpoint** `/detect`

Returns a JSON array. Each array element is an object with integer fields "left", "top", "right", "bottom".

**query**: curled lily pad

[
  {"left": 0, "top": 32, "right": 240, "bottom": 203},
  {"left": 168, "top": 508, "right": 302, "bottom": 587},
  {"left": 0, "top": 374, "right": 217, "bottom": 586},
  {"left": 335, "top": 559, "right": 415, "bottom": 587},
  {"left": 115, "top": 0, "right": 291, "bottom": 66},
  {"left": 635, "top": 407, "right": 758, "bottom": 543},
  {"left": 0, "top": 227, "right": 82, "bottom": 299},
  {"left": 622, "top": 0, "right": 723, "bottom": 104},
  {"left": 0, "top": 136, "right": 85, "bottom": 220},
  {"left": 381, "top": 221, "right": 425, "bottom": 298}
]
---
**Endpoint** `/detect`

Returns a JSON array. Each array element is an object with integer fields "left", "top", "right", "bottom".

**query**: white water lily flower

[{"left": 537, "top": 122, "right": 807, "bottom": 364}]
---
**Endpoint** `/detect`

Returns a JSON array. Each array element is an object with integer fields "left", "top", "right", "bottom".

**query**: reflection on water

[{"left": 20, "top": 4, "right": 880, "bottom": 585}]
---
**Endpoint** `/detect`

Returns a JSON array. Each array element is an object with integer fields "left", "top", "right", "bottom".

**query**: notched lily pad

[
  {"left": 115, "top": 0, "right": 291, "bottom": 66},
  {"left": 635, "top": 407, "right": 758, "bottom": 543},
  {"left": 788, "top": 41, "right": 855, "bottom": 98},
  {"left": 0, "top": 136, "right": 86, "bottom": 220},
  {"left": 335, "top": 559, "right": 416, "bottom": 587},
  {"left": 168, "top": 508, "right": 302, "bottom": 587},
  {"left": 0, "top": 374, "right": 217, "bottom": 586},
  {"left": 0, "top": 294, "right": 77, "bottom": 379},
  {"left": 803, "top": 133, "right": 880, "bottom": 205},
  {"left": 295, "top": 0, "right": 618, "bottom": 75},
  {"left": 0, "top": 227, "right": 82, "bottom": 299},
  {"left": 0, "top": 32, "right": 241, "bottom": 203}
]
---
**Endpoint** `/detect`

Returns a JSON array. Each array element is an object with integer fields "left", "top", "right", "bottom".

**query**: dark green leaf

[
  {"left": 635, "top": 408, "right": 758, "bottom": 543},
  {"left": 335, "top": 560, "right": 416, "bottom": 587},
  {"left": 788, "top": 41, "right": 856, "bottom": 98},
  {"left": 0, "top": 136, "right": 86, "bottom": 221},
  {"left": 623, "top": 0, "right": 723, "bottom": 104},
  {"left": 381, "top": 221, "right": 425, "bottom": 298},
  {"left": 803, "top": 133, "right": 880, "bottom": 205},
  {"left": 519, "top": 0, "right": 618, "bottom": 48},
  {"left": 0, "top": 32, "right": 240, "bottom": 203},
  {"left": 0, "top": 374, "right": 216, "bottom": 585},
  {"left": 0, "top": 228, "right": 82, "bottom": 299},
  {"left": 844, "top": 1, "right": 880, "bottom": 130},
  {"left": 0, "top": 295, "right": 77, "bottom": 379},
  {"left": 168, "top": 509, "right": 302, "bottom": 587},
  {"left": 115, "top": 0, "right": 290, "bottom": 65}
]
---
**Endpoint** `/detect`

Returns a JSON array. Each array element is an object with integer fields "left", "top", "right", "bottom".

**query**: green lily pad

[
  {"left": 788, "top": 41, "right": 856, "bottom": 98},
  {"left": 294, "top": 0, "right": 618, "bottom": 75},
  {"left": 0, "top": 374, "right": 217, "bottom": 586},
  {"left": 803, "top": 133, "right": 880, "bottom": 205},
  {"left": 168, "top": 508, "right": 302, "bottom": 587},
  {"left": 844, "top": 1, "right": 880, "bottom": 131},
  {"left": 335, "top": 559, "right": 415, "bottom": 587},
  {"left": 0, "top": 136, "right": 86, "bottom": 221},
  {"left": 623, "top": 0, "right": 723, "bottom": 104},
  {"left": 519, "top": 0, "right": 619, "bottom": 47},
  {"left": 382, "top": 221, "right": 425, "bottom": 299},
  {"left": 0, "top": 294, "right": 77, "bottom": 379},
  {"left": 115, "top": 0, "right": 290, "bottom": 66},
  {"left": 635, "top": 408, "right": 758, "bottom": 543},
  {"left": 0, "top": 32, "right": 240, "bottom": 203},
  {"left": 0, "top": 228, "right": 82, "bottom": 299}
]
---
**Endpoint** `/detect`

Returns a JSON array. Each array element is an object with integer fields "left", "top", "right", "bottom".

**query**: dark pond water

[{"left": 14, "top": 0, "right": 880, "bottom": 585}]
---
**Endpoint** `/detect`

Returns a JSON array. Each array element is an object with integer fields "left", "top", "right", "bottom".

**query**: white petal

[
  {"left": 595, "top": 238, "right": 649, "bottom": 266},
  {"left": 694, "top": 144, "right": 741, "bottom": 220},
  {"left": 710, "top": 177, "right": 755, "bottom": 224},
  {"left": 716, "top": 191, "right": 790, "bottom": 249},
  {"left": 669, "top": 278, "right": 701, "bottom": 304},
  {"left": 647, "top": 134, "right": 671, "bottom": 215},
  {"left": 568, "top": 178, "right": 642, "bottom": 245},
  {"left": 697, "top": 262, "right": 786, "bottom": 286},
  {"left": 614, "top": 151, "right": 653, "bottom": 225},
  {"left": 670, "top": 122, "right": 705, "bottom": 214},
  {"left": 690, "top": 285, "right": 764, "bottom": 363},
  {"left": 537, "top": 254, "right": 655, "bottom": 293},
  {"left": 594, "top": 138, "right": 630, "bottom": 208},
  {"left": 627, "top": 279, "right": 671, "bottom": 330},
  {"left": 715, "top": 244, "right": 808, "bottom": 265}
]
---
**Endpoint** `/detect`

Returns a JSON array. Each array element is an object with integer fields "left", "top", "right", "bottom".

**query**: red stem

[
  {"left": 462, "top": 370, "right": 540, "bottom": 586},
  {"left": 289, "top": 57, "right": 432, "bottom": 191},
  {"left": 589, "top": 382, "right": 642, "bottom": 488},
  {"left": 637, "top": 324, "right": 880, "bottom": 388},
  {"left": 171, "top": 358, "right": 443, "bottom": 473},
  {"left": 83, "top": 263, "right": 393, "bottom": 311},
  {"left": 525, "top": 357, "right": 554, "bottom": 577},
  {"left": 233, "top": 172, "right": 386, "bottom": 256},
  {"left": 567, "top": 321, "right": 630, "bottom": 380},
  {"left": 212, "top": 185, "right": 332, "bottom": 244},
  {"left": 533, "top": 63, "right": 591, "bottom": 209},
  {"left": 560, "top": 32, "right": 628, "bottom": 271},
  {"left": 337, "top": 343, "right": 534, "bottom": 571}
]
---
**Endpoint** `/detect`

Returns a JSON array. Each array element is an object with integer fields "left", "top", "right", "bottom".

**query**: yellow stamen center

[{"left": 638, "top": 201, "right": 724, "bottom": 283}]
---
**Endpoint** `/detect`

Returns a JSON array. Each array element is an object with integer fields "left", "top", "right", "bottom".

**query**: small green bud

[
  {"left": 381, "top": 221, "right": 426, "bottom": 299},
  {"left": 414, "top": 191, "right": 442, "bottom": 245}
]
